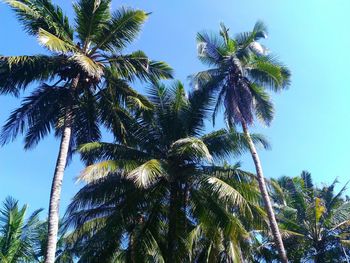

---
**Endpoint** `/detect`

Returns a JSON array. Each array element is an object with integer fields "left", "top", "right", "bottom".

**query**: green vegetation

[
  {"left": 0, "top": 1, "right": 171, "bottom": 262},
  {"left": 0, "top": 0, "right": 348, "bottom": 262},
  {"left": 65, "top": 82, "right": 268, "bottom": 262},
  {"left": 191, "top": 21, "right": 291, "bottom": 263}
]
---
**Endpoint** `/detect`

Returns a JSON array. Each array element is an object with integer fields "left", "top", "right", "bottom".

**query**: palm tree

[
  {"left": 191, "top": 21, "right": 291, "bottom": 262},
  {"left": 64, "top": 82, "right": 270, "bottom": 262},
  {"left": 270, "top": 172, "right": 350, "bottom": 262},
  {"left": 0, "top": 197, "right": 42, "bottom": 262},
  {"left": 0, "top": 1, "right": 172, "bottom": 262},
  {"left": 34, "top": 221, "right": 76, "bottom": 263}
]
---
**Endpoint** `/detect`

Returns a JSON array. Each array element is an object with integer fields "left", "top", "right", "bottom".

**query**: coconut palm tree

[
  {"left": 0, "top": 197, "right": 42, "bottom": 262},
  {"left": 191, "top": 21, "right": 291, "bottom": 262},
  {"left": 34, "top": 221, "right": 76, "bottom": 263},
  {"left": 64, "top": 81, "right": 270, "bottom": 262},
  {"left": 0, "top": 1, "right": 172, "bottom": 262},
  {"left": 270, "top": 172, "right": 350, "bottom": 262}
]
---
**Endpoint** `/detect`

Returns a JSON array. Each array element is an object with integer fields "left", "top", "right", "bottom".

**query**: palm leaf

[
  {"left": 4, "top": 0, "right": 73, "bottom": 40},
  {"left": 92, "top": 7, "right": 148, "bottom": 52},
  {"left": 0, "top": 55, "right": 64, "bottom": 95},
  {"left": 168, "top": 137, "right": 212, "bottom": 162},
  {"left": 250, "top": 83, "right": 274, "bottom": 126},
  {"left": 73, "top": 0, "right": 111, "bottom": 46},
  {"left": 128, "top": 159, "right": 166, "bottom": 188},
  {"left": 37, "top": 28, "right": 76, "bottom": 53}
]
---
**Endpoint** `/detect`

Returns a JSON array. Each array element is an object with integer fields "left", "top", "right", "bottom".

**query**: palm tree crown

[
  {"left": 271, "top": 172, "right": 350, "bottom": 262},
  {"left": 0, "top": 197, "right": 42, "bottom": 262},
  {"left": 65, "top": 81, "right": 270, "bottom": 262},
  {"left": 0, "top": 0, "right": 172, "bottom": 147},
  {"left": 192, "top": 21, "right": 290, "bottom": 127}
]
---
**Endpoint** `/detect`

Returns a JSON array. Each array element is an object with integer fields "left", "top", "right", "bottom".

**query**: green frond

[
  {"left": 140, "top": 230, "right": 165, "bottom": 263},
  {"left": 71, "top": 53, "right": 103, "bottom": 78},
  {"left": 127, "top": 96, "right": 153, "bottom": 111},
  {"left": 106, "top": 51, "right": 173, "bottom": 82},
  {"left": 196, "top": 32, "right": 225, "bottom": 65},
  {"left": 235, "top": 21, "right": 267, "bottom": 52},
  {"left": 253, "top": 20, "right": 268, "bottom": 39},
  {"left": 37, "top": 28, "right": 76, "bottom": 53},
  {"left": 78, "top": 160, "right": 119, "bottom": 183},
  {"left": 247, "top": 55, "right": 291, "bottom": 90},
  {"left": 168, "top": 137, "right": 212, "bottom": 162},
  {"left": 202, "top": 129, "right": 270, "bottom": 160},
  {"left": 0, "top": 85, "right": 69, "bottom": 148},
  {"left": 204, "top": 176, "right": 251, "bottom": 215},
  {"left": 170, "top": 80, "right": 188, "bottom": 112},
  {"left": 0, "top": 197, "right": 42, "bottom": 262},
  {"left": 4, "top": 0, "right": 73, "bottom": 40},
  {"left": 92, "top": 7, "right": 148, "bottom": 52},
  {"left": 128, "top": 159, "right": 166, "bottom": 188},
  {"left": 73, "top": 0, "right": 111, "bottom": 45},
  {"left": 250, "top": 83, "right": 274, "bottom": 126},
  {"left": 0, "top": 55, "right": 64, "bottom": 95},
  {"left": 78, "top": 141, "right": 149, "bottom": 164}
]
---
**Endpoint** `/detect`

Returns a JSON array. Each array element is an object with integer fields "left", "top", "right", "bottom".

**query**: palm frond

[
  {"left": 196, "top": 32, "right": 225, "bottom": 65},
  {"left": 4, "top": 0, "right": 73, "bottom": 40},
  {"left": 250, "top": 83, "right": 274, "bottom": 126},
  {"left": 72, "top": 53, "right": 103, "bottom": 78},
  {"left": 168, "top": 137, "right": 212, "bottom": 162},
  {"left": 128, "top": 159, "right": 166, "bottom": 188},
  {"left": 247, "top": 55, "right": 291, "bottom": 90},
  {"left": 79, "top": 160, "right": 121, "bottom": 183},
  {"left": 0, "top": 55, "right": 64, "bottom": 95},
  {"left": 202, "top": 128, "right": 270, "bottom": 160},
  {"left": 0, "top": 85, "right": 69, "bottom": 148},
  {"left": 106, "top": 51, "right": 173, "bottom": 82},
  {"left": 204, "top": 176, "right": 251, "bottom": 215},
  {"left": 37, "top": 28, "right": 76, "bottom": 53},
  {"left": 73, "top": 0, "right": 111, "bottom": 46},
  {"left": 92, "top": 7, "right": 147, "bottom": 52}
]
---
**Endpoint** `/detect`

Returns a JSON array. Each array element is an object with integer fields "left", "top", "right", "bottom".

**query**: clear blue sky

[{"left": 1, "top": 0, "right": 350, "bottom": 214}]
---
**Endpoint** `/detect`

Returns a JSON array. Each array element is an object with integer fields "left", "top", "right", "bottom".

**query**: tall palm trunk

[
  {"left": 45, "top": 76, "right": 79, "bottom": 263},
  {"left": 167, "top": 182, "right": 178, "bottom": 263},
  {"left": 241, "top": 120, "right": 288, "bottom": 263}
]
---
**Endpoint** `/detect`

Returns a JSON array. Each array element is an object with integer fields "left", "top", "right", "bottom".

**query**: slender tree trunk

[
  {"left": 167, "top": 182, "right": 178, "bottom": 263},
  {"left": 241, "top": 120, "right": 288, "bottom": 263},
  {"left": 45, "top": 76, "right": 79, "bottom": 263},
  {"left": 128, "top": 231, "right": 137, "bottom": 263}
]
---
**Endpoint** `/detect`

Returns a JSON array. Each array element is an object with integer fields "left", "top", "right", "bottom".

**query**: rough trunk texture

[
  {"left": 45, "top": 76, "right": 79, "bottom": 263},
  {"left": 241, "top": 121, "right": 288, "bottom": 263}
]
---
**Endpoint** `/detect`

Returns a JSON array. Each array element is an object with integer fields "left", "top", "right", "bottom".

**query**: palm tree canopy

[
  {"left": 0, "top": 197, "right": 43, "bottom": 262},
  {"left": 64, "top": 81, "right": 270, "bottom": 262},
  {"left": 0, "top": 0, "right": 173, "bottom": 148},
  {"left": 191, "top": 21, "right": 291, "bottom": 127},
  {"left": 268, "top": 172, "right": 350, "bottom": 262}
]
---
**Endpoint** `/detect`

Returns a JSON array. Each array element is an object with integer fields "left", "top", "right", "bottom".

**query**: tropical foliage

[
  {"left": 0, "top": 0, "right": 172, "bottom": 261},
  {"left": 252, "top": 172, "right": 350, "bottom": 262},
  {"left": 64, "top": 82, "right": 270, "bottom": 262},
  {"left": 191, "top": 20, "right": 291, "bottom": 262},
  {"left": 2, "top": 1, "right": 348, "bottom": 262},
  {"left": 0, "top": 197, "right": 42, "bottom": 262}
]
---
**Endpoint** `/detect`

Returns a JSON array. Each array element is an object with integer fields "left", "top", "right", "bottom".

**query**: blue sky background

[{"left": 1, "top": 0, "right": 350, "bottom": 214}]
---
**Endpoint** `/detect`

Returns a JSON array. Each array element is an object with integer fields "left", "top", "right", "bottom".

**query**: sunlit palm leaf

[
  {"left": 168, "top": 137, "right": 212, "bottom": 162},
  {"left": 128, "top": 159, "right": 166, "bottom": 188},
  {"left": 38, "top": 28, "right": 76, "bottom": 53}
]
